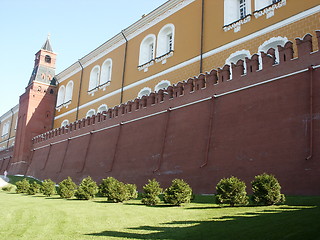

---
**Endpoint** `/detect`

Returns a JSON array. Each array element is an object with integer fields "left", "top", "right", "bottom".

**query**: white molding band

[{"left": 54, "top": 5, "right": 320, "bottom": 121}]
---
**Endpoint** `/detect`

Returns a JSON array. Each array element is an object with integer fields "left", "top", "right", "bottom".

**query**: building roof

[{"left": 41, "top": 34, "right": 53, "bottom": 52}]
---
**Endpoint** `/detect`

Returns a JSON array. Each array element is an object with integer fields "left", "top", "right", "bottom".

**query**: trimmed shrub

[
  {"left": 164, "top": 179, "right": 192, "bottom": 206},
  {"left": 58, "top": 177, "right": 77, "bottom": 199},
  {"left": 75, "top": 176, "right": 98, "bottom": 200},
  {"left": 98, "top": 177, "right": 135, "bottom": 203},
  {"left": 142, "top": 179, "right": 163, "bottom": 206},
  {"left": 27, "top": 182, "right": 41, "bottom": 195},
  {"left": 215, "top": 176, "right": 249, "bottom": 207},
  {"left": 16, "top": 178, "right": 30, "bottom": 194},
  {"left": 126, "top": 183, "right": 138, "bottom": 200},
  {"left": 41, "top": 179, "right": 56, "bottom": 197},
  {"left": 1, "top": 184, "right": 15, "bottom": 192},
  {"left": 251, "top": 173, "right": 285, "bottom": 205}
]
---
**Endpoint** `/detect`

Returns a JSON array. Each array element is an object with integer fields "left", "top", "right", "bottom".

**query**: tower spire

[
  {"left": 41, "top": 34, "right": 53, "bottom": 52},
  {"left": 28, "top": 35, "right": 57, "bottom": 86}
]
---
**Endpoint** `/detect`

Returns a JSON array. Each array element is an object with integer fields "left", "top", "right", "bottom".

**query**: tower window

[{"left": 45, "top": 55, "right": 51, "bottom": 63}]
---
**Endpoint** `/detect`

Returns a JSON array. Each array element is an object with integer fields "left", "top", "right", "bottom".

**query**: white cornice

[
  {"left": 0, "top": 104, "right": 19, "bottom": 122},
  {"left": 56, "top": 0, "right": 196, "bottom": 84}
]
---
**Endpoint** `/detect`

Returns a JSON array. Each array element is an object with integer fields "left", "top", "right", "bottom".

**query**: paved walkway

[{"left": 0, "top": 175, "right": 9, "bottom": 187}]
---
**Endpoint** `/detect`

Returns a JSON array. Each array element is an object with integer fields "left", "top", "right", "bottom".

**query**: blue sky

[{"left": 0, "top": 0, "right": 168, "bottom": 116}]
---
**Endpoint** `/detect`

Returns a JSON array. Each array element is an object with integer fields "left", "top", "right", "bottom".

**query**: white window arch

[
  {"left": 56, "top": 85, "right": 65, "bottom": 107},
  {"left": 255, "top": 0, "right": 280, "bottom": 10},
  {"left": 224, "top": 0, "right": 251, "bottom": 25},
  {"left": 100, "top": 59, "right": 112, "bottom": 85},
  {"left": 258, "top": 36, "right": 288, "bottom": 69},
  {"left": 65, "top": 81, "right": 74, "bottom": 103},
  {"left": 157, "top": 24, "right": 175, "bottom": 57},
  {"left": 138, "top": 87, "right": 152, "bottom": 98},
  {"left": 97, "top": 104, "right": 108, "bottom": 113},
  {"left": 226, "top": 50, "right": 251, "bottom": 78},
  {"left": 139, "top": 34, "right": 156, "bottom": 66},
  {"left": 61, "top": 119, "right": 69, "bottom": 127},
  {"left": 155, "top": 80, "right": 171, "bottom": 92},
  {"left": 89, "top": 65, "right": 100, "bottom": 91},
  {"left": 86, "top": 109, "right": 96, "bottom": 118}
]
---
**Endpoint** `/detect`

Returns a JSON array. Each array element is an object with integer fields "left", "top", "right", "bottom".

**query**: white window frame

[
  {"left": 156, "top": 24, "right": 175, "bottom": 58},
  {"left": 154, "top": 80, "right": 171, "bottom": 92},
  {"left": 224, "top": 0, "right": 251, "bottom": 26},
  {"left": 56, "top": 85, "right": 66, "bottom": 107},
  {"left": 100, "top": 59, "right": 112, "bottom": 88},
  {"left": 138, "top": 87, "right": 152, "bottom": 98},
  {"left": 139, "top": 34, "right": 156, "bottom": 66},
  {"left": 86, "top": 109, "right": 96, "bottom": 118},
  {"left": 258, "top": 36, "right": 288, "bottom": 69},
  {"left": 97, "top": 104, "right": 108, "bottom": 113},
  {"left": 61, "top": 119, "right": 69, "bottom": 127},
  {"left": 225, "top": 50, "right": 251, "bottom": 78},
  {"left": 255, "top": 0, "right": 281, "bottom": 11},
  {"left": 65, "top": 81, "right": 74, "bottom": 105},
  {"left": 88, "top": 65, "right": 100, "bottom": 92}
]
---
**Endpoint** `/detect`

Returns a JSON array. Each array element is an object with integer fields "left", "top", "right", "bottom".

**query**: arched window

[
  {"left": 157, "top": 24, "right": 175, "bottom": 57},
  {"left": 86, "top": 109, "right": 96, "bottom": 118},
  {"left": 155, "top": 80, "right": 171, "bottom": 92},
  {"left": 225, "top": 50, "right": 251, "bottom": 78},
  {"left": 56, "top": 85, "right": 65, "bottom": 107},
  {"left": 138, "top": 87, "right": 152, "bottom": 98},
  {"left": 100, "top": 59, "right": 112, "bottom": 86},
  {"left": 97, "top": 104, "right": 108, "bottom": 113},
  {"left": 224, "top": 0, "right": 251, "bottom": 25},
  {"left": 65, "top": 81, "right": 74, "bottom": 103},
  {"left": 61, "top": 119, "right": 69, "bottom": 127},
  {"left": 258, "top": 37, "right": 288, "bottom": 69},
  {"left": 139, "top": 34, "right": 156, "bottom": 66},
  {"left": 45, "top": 55, "right": 51, "bottom": 63},
  {"left": 89, "top": 65, "right": 100, "bottom": 91}
]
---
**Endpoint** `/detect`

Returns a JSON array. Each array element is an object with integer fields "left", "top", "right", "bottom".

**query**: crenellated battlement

[{"left": 32, "top": 31, "right": 320, "bottom": 146}]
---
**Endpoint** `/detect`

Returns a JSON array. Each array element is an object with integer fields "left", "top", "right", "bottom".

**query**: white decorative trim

[
  {"left": 254, "top": 0, "right": 286, "bottom": 19},
  {"left": 138, "top": 87, "right": 152, "bottom": 98},
  {"left": 155, "top": 80, "right": 171, "bottom": 92},
  {"left": 86, "top": 109, "right": 96, "bottom": 118},
  {"left": 54, "top": 6, "right": 319, "bottom": 120},
  {"left": 138, "top": 60, "right": 155, "bottom": 72},
  {"left": 155, "top": 51, "right": 174, "bottom": 64},
  {"left": 97, "top": 104, "right": 108, "bottom": 113},
  {"left": 0, "top": 104, "right": 19, "bottom": 122},
  {"left": 223, "top": 15, "right": 251, "bottom": 33},
  {"left": 225, "top": 50, "right": 251, "bottom": 65}
]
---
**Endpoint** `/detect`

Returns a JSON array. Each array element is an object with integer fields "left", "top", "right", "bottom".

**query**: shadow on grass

[{"left": 85, "top": 206, "right": 320, "bottom": 240}]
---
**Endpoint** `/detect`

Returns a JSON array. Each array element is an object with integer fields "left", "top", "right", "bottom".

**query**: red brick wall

[{"left": 10, "top": 32, "right": 320, "bottom": 195}]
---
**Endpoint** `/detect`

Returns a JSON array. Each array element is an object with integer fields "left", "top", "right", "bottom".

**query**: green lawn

[
  {"left": 0, "top": 188, "right": 319, "bottom": 240},
  {"left": 1, "top": 176, "right": 319, "bottom": 240}
]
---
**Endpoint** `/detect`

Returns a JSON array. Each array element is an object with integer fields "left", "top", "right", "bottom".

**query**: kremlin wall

[{"left": 2, "top": 32, "right": 319, "bottom": 195}]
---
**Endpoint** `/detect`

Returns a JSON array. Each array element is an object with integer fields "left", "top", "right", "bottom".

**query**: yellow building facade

[
  {"left": 1, "top": 0, "right": 319, "bottom": 132},
  {"left": 53, "top": 0, "right": 319, "bottom": 128},
  {"left": 0, "top": 105, "right": 19, "bottom": 151}
]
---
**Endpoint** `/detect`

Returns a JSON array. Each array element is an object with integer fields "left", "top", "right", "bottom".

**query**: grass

[{"left": 0, "top": 187, "right": 319, "bottom": 240}]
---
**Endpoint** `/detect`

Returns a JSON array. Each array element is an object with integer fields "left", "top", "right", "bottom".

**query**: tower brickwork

[{"left": 11, "top": 36, "right": 57, "bottom": 174}]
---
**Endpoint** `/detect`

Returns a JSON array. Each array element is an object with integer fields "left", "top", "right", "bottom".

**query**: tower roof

[{"left": 41, "top": 34, "right": 53, "bottom": 52}]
